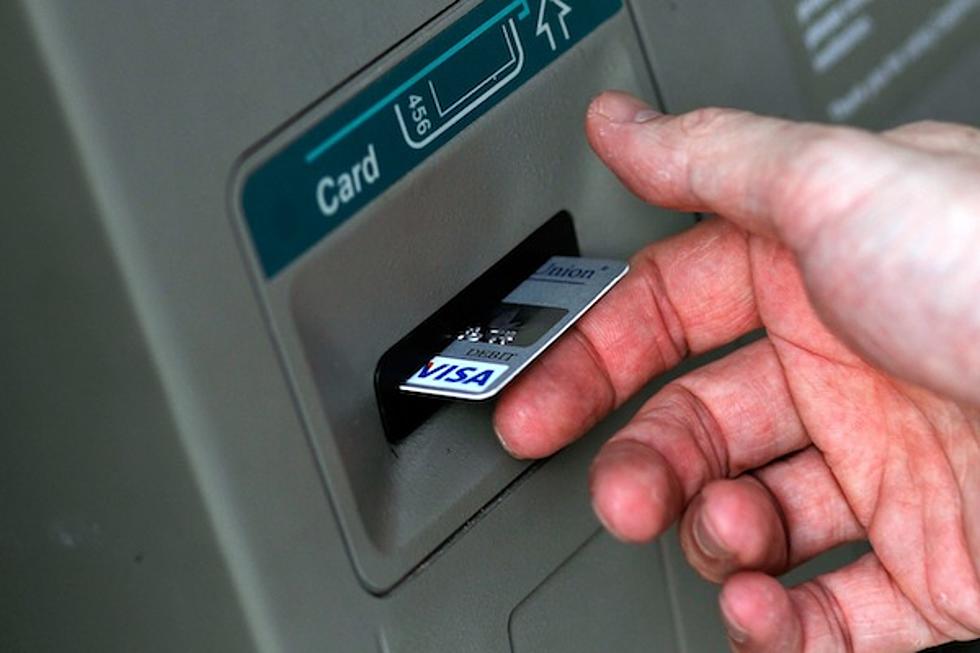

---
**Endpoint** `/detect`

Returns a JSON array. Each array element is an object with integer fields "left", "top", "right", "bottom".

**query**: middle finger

[{"left": 589, "top": 337, "right": 810, "bottom": 542}]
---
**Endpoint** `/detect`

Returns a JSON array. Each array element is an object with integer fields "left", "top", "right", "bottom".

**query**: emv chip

[{"left": 400, "top": 256, "right": 628, "bottom": 401}]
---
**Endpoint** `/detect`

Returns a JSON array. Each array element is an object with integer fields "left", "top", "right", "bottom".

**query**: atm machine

[{"left": 3, "top": 1, "right": 979, "bottom": 651}]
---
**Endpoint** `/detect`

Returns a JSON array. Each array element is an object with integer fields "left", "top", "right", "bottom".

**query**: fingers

[
  {"left": 494, "top": 218, "right": 760, "bottom": 459},
  {"left": 719, "top": 555, "right": 958, "bottom": 652},
  {"left": 589, "top": 338, "right": 808, "bottom": 542},
  {"left": 584, "top": 91, "right": 906, "bottom": 249},
  {"left": 678, "top": 448, "right": 865, "bottom": 583}
]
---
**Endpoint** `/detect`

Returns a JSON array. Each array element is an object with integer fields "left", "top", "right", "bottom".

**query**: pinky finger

[{"left": 718, "top": 554, "right": 965, "bottom": 653}]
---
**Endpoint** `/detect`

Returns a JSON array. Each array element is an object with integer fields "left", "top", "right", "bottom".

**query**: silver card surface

[{"left": 400, "top": 256, "right": 629, "bottom": 400}]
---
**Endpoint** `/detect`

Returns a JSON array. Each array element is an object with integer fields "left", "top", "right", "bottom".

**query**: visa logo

[{"left": 405, "top": 356, "right": 509, "bottom": 394}]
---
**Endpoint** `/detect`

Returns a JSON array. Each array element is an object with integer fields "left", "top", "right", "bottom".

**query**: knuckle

[
  {"left": 791, "top": 126, "right": 864, "bottom": 177},
  {"left": 769, "top": 126, "right": 871, "bottom": 240},
  {"left": 656, "top": 381, "right": 729, "bottom": 479},
  {"left": 796, "top": 580, "right": 855, "bottom": 653},
  {"left": 675, "top": 107, "right": 742, "bottom": 139},
  {"left": 626, "top": 247, "right": 689, "bottom": 364}
]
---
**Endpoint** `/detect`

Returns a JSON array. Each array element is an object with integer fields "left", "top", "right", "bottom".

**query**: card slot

[{"left": 374, "top": 211, "right": 579, "bottom": 442}]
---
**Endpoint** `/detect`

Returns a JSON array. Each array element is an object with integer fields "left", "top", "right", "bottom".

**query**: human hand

[{"left": 493, "top": 92, "right": 980, "bottom": 652}]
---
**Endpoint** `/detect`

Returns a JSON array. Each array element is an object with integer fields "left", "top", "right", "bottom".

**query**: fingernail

[
  {"left": 592, "top": 92, "right": 661, "bottom": 124},
  {"left": 493, "top": 423, "right": 523, "bottom": 459},
  {"left": 634, "top": 109, "right": 661, "bottom": 123},
  {"left": 720, "top": 602, "right": 749, "bottom": 645},
  {"left": 694, "top": 511, "right": 728, "bottom": 560}
]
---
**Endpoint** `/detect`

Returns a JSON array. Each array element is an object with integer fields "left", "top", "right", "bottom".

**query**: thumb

[{"left": 586, "top": 91, "right": 980, "bottom": 406}]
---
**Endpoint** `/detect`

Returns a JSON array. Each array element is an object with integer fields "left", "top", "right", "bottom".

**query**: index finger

[{"left": 493, "top": 218, "right": 759, "bottom": 458}]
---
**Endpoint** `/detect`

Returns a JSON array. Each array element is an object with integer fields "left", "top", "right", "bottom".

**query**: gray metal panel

[
  {"left": 0, "top": 3, "right": 254, "bottom": 651},
  {"left": 510, "top": 532, "right": 678, "bottom": 653},
  {"left": 628, "top": 0, "right": 980, "bottom": 128},
  {"left": 4, "top": 0, "right": 460, "bottom": 649},
  {"left": 626, "top": 0, "right": 812, "bottom": 118},
  {"left": 890, "top": 40, "right": 980, "bottom": 127}
]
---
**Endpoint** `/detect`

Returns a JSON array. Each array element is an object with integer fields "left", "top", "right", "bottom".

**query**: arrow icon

[{"left": 536, "top": 0, "right": 572, "bottom": 51}]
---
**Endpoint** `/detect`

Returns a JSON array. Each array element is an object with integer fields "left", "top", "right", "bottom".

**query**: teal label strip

[{"left": 241, "top": 0, "right": 622, "bottom": 278}]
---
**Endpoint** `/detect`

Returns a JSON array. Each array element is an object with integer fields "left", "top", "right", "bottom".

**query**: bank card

[{"left": 400, "top": 256, "right": 629, "bottom": 401}]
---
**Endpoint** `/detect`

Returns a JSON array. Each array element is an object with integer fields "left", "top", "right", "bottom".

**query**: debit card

[{"left": 399, "top": 256, "right": 628, "bottom": 400}]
